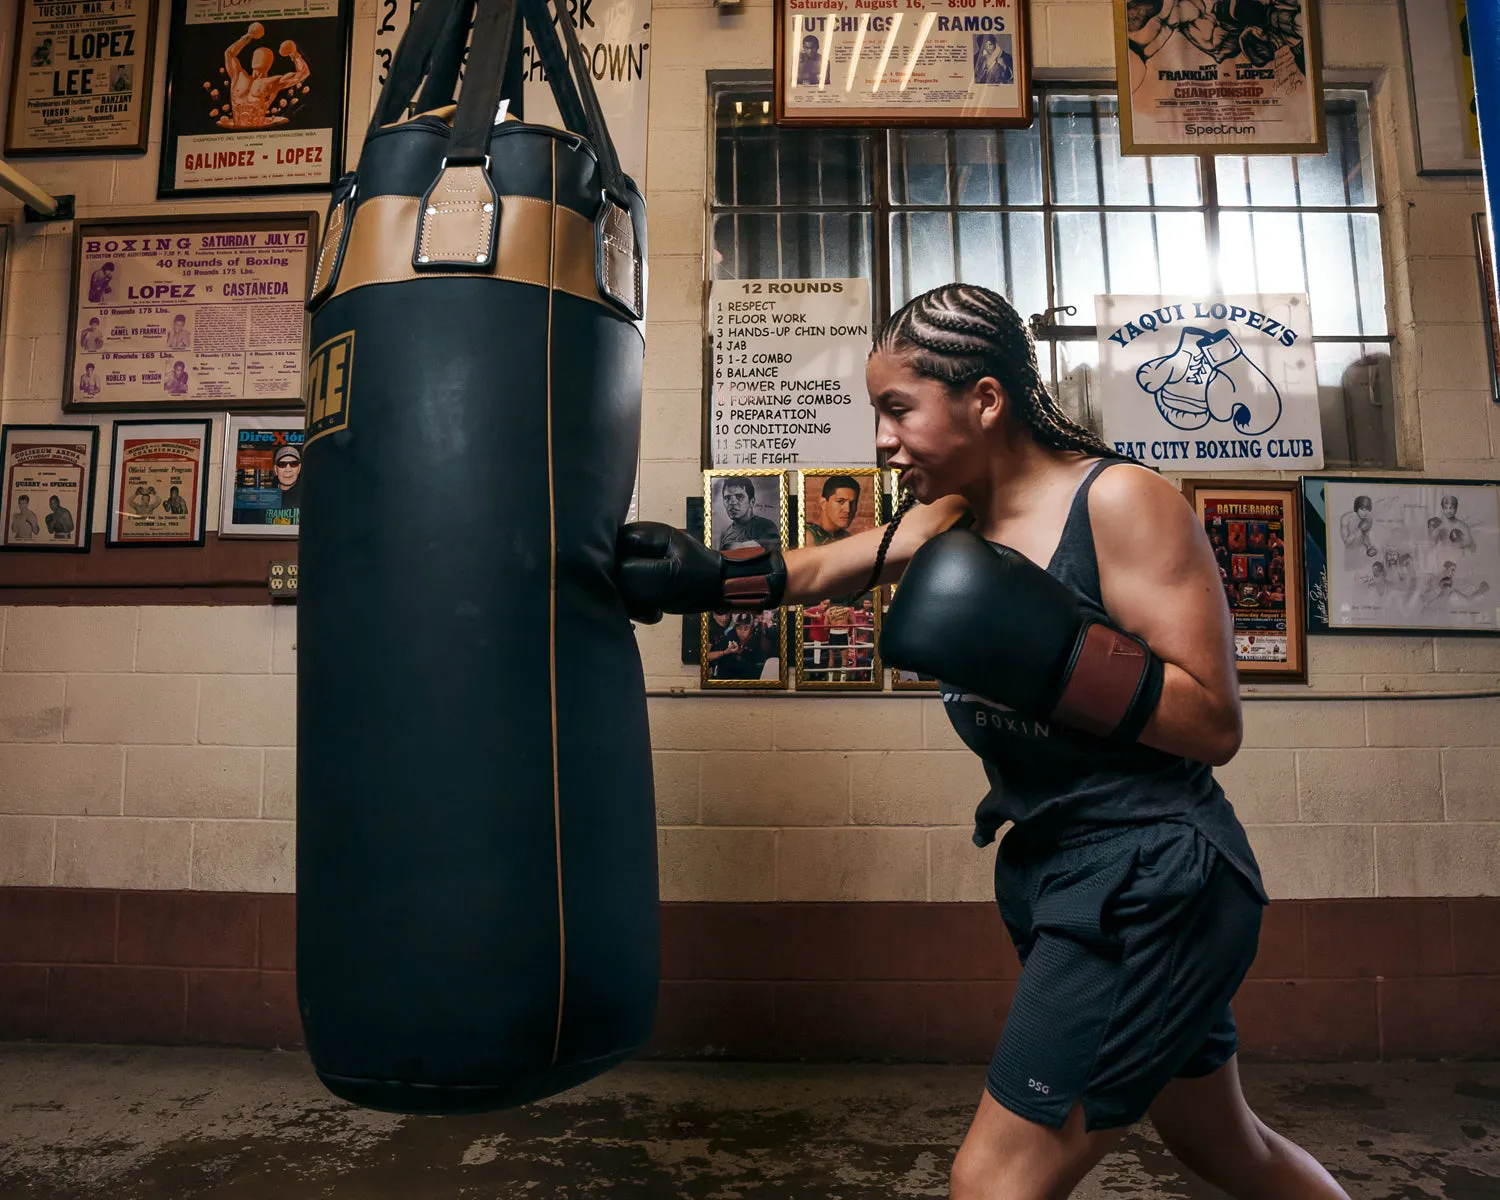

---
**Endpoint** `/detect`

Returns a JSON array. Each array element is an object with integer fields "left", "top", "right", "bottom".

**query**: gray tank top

[{"left": 939, "top": 460, "right": 1267, "bottom": 900}]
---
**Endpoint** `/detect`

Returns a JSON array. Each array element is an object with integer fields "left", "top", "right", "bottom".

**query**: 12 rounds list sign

[
  {"left": 6, "top": 0, "right": 158, "bottom": 155},
  {"left": 64, "top": 214, "right": 317, "bottom": 413},
  {"left": 708, "top": 278, "right": 875, "bottom": 469},
  {"left": 159, "top": 0, "right": 351, "bottom": 195}
]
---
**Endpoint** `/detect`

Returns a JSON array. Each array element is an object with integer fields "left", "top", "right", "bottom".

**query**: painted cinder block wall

[{"left": 1, "top": 0, "right": 1498, "bottom": 1057}]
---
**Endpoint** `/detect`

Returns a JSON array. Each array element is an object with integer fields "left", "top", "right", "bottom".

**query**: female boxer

[{"left": 615, "top": 283, "right": 1348, "bottom": 1200}]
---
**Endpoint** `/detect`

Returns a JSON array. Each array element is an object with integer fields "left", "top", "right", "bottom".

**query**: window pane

[
  {"left": 1217, "top": 92, "right": 1377, "bottom": 208},
  {"left": 1315, "top": 341, "right": 1396, "bottom": 467},
  {"left": 887, "top": 127, "right": 1043, "bottom": 206},
  {"left": 1052, "top": 212, "right": 1209, "bottom": 313},
  {"left": 889, "top": 212, "right": 1046, "bottom": 314},
  {"left": 712, "top": 213, "right": 873, "bottom": 281},
  {"left": 1219, "top": 212, "right": 1387, "bottom": 335},
  {"left": 713, "top": 91, "right": 872, "bottom": 208},
  {"left": 1054, "top": 339, "right": 1104, "bottom": 436},
  {"left": 1047, "top": 94, "right": 1201, "bottom": 206}
]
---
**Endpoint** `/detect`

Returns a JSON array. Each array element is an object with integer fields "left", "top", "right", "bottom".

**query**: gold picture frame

[
  {"left": 793, "top": 468, "right": 884, "bottom": 691},
  {"left": 701, "top": 469, "right": 790, "bottom": 690}
]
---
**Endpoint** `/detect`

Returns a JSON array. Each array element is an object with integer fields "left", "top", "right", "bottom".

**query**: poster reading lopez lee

[
  {"left": 5, "top": 0, "right": 158, "bottom": 155},
  {"left": 161, "top": 0, "right": 351, "bottom": 195},
  {"left": 776, "top": 0, "right": 1031, "bottom": 124},
  {"left": 708, "top": 278, "right": 874, "bottom": 470},
  {"left": 66, "top": 216, "right": 315, "bottom": 412},
  {"left": 1116, "top": 0, "right": 1324, "bottom": 154},
  {"left": 1096, "top": 293, "right": 1324, "bottom": 472}
]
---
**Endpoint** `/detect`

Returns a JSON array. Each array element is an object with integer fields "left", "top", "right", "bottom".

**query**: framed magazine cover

[
  {"left": 219, "top": 413, "right": 303, "bottom": 537},
  {"left": 794, "top": 468, "right": 883, "bottom": 690},
  {"left": 701, "top": 469, "right": 789, "bottom": 690}
]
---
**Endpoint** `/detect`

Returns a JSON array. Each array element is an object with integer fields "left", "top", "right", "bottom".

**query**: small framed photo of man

[
  {"left": 702, "top": 470, "right": 789, "bottom": 690},
  {"left": 220, "top": 415, "right": 304, "bottom": 537},
  {"left": 795, "top": 468, "right": 884, "bottom": 690},
  {"left": 0, "top": 424, "right": 101, "bottom": 553}
]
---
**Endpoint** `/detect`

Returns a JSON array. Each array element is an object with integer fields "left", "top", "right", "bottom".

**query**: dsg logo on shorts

[{"left": 1028, "top": 1078, "right": 1051, "bottom": 1095}]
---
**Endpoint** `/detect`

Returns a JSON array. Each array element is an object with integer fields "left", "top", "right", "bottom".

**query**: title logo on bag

[{"left": 305, "top": 331, "right": 354, "bottom": 447}]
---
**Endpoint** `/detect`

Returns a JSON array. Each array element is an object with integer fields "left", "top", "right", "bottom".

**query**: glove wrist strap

[
  {"left": 1050, "top": 621, "right": 1163, "bottom": 742},
  {"left": 721, "top": 545, "right": 787, "bottom": 611}
]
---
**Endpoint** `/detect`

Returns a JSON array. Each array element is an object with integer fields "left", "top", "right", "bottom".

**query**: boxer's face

[{"left": 868, "top": 352, "right": 993, "bottom": 504}]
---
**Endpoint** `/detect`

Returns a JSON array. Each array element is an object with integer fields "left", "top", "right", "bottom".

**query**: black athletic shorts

[{"left": 987, "top": 820, "right": 1265, "bottom": 1132}]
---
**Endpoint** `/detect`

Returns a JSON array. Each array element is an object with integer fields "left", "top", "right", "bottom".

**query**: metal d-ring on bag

[{"left": 296, "top": 0, "right": 654, "bottom": 1115}]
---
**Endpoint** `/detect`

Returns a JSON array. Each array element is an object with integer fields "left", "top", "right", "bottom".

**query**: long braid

[{"left": 863, "top": 485, "right": 917, "bottom": 595}]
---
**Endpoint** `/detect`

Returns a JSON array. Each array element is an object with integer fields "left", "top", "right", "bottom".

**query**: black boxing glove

[
  {"left": 881, "top": 527, "right": 1164, "bottom": 742},
  {"left": 615, "top": 521, "right": 787, "bottom": 625}
]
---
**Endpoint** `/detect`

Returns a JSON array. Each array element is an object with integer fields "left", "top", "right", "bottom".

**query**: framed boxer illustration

[
  {"left": 795, "top": 468, "right": 883, "bottom": 690},
  {"left": 702, "top": 469, "right": 789, "bottom": 690},
  {"left": 158, "top": 0, "right": 352, "bottom": 196},
  {"left": 1181, "top": 478, "right": 1306, "bottom": 681},
  {"left": 0, "top": 424, "right": 100, "bottom": 552},
  {"left": 105, "top": 418, "right": 213, "bottom": 548}
]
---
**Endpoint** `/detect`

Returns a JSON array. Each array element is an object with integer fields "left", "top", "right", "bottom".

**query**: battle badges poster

[
  {"left": 6, "top": 0, "right": 158, "bottom": 155},
  {"left": 159, "top": 0, "right": 351, "bottom": 196},
  {"left": 1182, "top": 478, "right": 1305, "bottom": 681},
  {"left": 0, "top": 424, "right": 100, "bottom": 552},
  {"left": 65, "top": 214, "right": 317, "bottom": 413},
  {"left": 106, "top": 419, "right": 212, "bottom": 547},
  {"left": 774, "top": 0, "right": 1031, "bottom": 126},
  {"left": 1114, "top": 0, "right": 1325, "bottom": 154}
]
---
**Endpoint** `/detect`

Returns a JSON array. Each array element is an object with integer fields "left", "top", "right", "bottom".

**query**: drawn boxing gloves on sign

[{"left": 1135, "top": 327, "right": 1283, "bottom": 436}]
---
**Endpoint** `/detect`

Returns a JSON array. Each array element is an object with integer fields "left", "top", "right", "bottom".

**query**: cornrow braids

[
  {"left": 874, "top": 283, "right": 1132, "bottom": 463},
  {"left": 862, "top": 484, "right": 918, "bottom": 595}
]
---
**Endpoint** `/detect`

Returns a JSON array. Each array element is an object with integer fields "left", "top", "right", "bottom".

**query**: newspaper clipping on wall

[
  {"left": 1115, "top": 0, "right": 1323, "bottom": 154},
  {"left": 776, "top": 0, "right": 1031, "bottom": 124},
  {"left": 707, "top": 278, "right": 875, "bottom": 470},
  {"left": 66, "top": 216, "right": 315, "bottom": 412},
  {"left": 6, "top": 0, "right": 158, "bottom": 155}
]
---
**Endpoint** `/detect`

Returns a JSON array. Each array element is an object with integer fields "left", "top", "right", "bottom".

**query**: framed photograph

[
  {"left": 701, "top": 469, "right": 789, "bottom": 690},
  {"left": 1115, "top": 0, "right": 1326, "bottom": 156},
  {"left": 885, "top": 585, "right": 939, "bottom": 691},
  {"left": 1181, "top": 478, "right": 1306, "bottom": 681},
  {"left": 1401, "top": 0, "right": 1480, "bottom": 175},
  {"left": 773, "top": 0, "right": 1032, "bottom": 128},
  {"left": 0, "top": 424, "right": 100, "bottom": 552},
  {"left": 6, "top": 0, "right": 159, "bottom": 156},
  {"left": 105, "top": 419, "right": 213, "bottom": 548},
  {"left": 64, "top": 213, "right": 317, "bottom": 414},
  {"left": 1476, "top": 214, "right": 1500, "bottom": 404},
  {"left": 220, "top": 414, "right": 303, "bottom": 537},
  {"left": 1302, "top": 475, "right": 1500, "bottom": 636},
  {"left": 794, "top": 468, "right": 883, "bottom": 690},
  {"left": 158, "top": 0, "right": 352, "bottom": 197}
]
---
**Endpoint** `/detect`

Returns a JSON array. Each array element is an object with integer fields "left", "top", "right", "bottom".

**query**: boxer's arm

[
  {"left": 782, "top": 494, "right": 969, "bottom": 605},
  {"left": 1090, "top": 465, "right": 1243, "bottom": 766}
]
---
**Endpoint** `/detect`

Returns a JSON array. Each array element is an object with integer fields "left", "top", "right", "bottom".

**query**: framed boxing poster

[
  {"left": 794, "top": 468, "right": 883, "bottom": 690},
  {"left": 219, "top": 414, "right": 303, "bottom": 537},
  {"left": 157, "top": 0, "right": 352, "bottom": 197},
  {"left": 1301, "top": 475, "right": 1500, "bottom": 637},
  {"left": 0, "top": 424, "right": 100, "bottom": 553},
  {"left": 5, "top": 0, "right": 159, "bottom": 156},
  {"left": 105, "top": 419, "right": 213, "bottom": 548},
  {"left": 63, "top": 213, "right": 318, "bottom": 414},
  {"left": 772, "top": 0, "right": 1032, "bottom": 128},
  {"left": 1181, "top": 478, "right": 1306, "bottom": 682},
  {"left": 1401, "top": 0, "right": 1481, "bottom": 175},
  {"left": 702, "top": 469, "right": 789, "bottom": 690}
]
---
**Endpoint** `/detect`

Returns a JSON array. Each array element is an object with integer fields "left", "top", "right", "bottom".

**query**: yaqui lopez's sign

[{"left": 1096, "top": 293, "right": 1324, "bottom": 471}]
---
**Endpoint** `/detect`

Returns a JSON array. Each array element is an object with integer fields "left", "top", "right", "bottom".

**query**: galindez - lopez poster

[{"left": 159, "top": 0, "right": 351, "bottom": 196}]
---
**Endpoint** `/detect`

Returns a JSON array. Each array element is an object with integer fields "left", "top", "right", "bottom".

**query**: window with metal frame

[{"left": 708, "top": 78, "right": 1395, "bottom": 468}]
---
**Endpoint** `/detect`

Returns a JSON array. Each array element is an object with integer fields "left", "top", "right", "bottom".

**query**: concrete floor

[{"left": 1, "top": 1046, "right": 1498, "bottom": 1198}]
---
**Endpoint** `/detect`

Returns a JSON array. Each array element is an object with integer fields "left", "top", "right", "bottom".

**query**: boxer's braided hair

[{"left": 861, "top": 283, "right": 1130, "bottom": 593}]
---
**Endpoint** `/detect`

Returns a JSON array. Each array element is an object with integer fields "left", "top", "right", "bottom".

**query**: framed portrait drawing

[
  {"left": 6, "top": 0, "right": 159, "bottom": 156},
  {"left": 158, "top": 0, "right": 352, "bottom": 196},
  {"left": 106, "top": 419, "right": 213, "bottom": 548},
  {"left": 0, "top": 424, "right": 100, "bottom": 552},
  {"left": 64, "top": 213, "right": 317, "bottom": 414},
  {"left": 220, "top": 414, "right": 303, "bottom": 537},
  {"left": 1182, "top": 478, "right": 1306, "bottom": 682},
  {"left": 1302, "top": 475, "right": 1500, "bottom": 636},
  {"left": 1401, "top": 0, "right": 1481, "bottom": 175},
  {"left": 701, "top": 469, "right": 789, "bottom": 690},
  {"left": 773, "top": 0, "right": 1032, "bottom": 128},
  {"left": 794, "top": 468, "right": 883, "bottom": 690}
]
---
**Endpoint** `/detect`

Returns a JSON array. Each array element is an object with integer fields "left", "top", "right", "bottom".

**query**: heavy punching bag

[{"left": 296, "top": 0, "right": 656, "bottom": 1114}]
